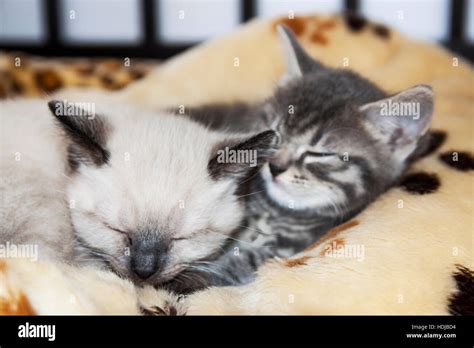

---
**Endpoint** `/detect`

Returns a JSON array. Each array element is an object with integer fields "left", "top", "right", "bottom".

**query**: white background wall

[
  {"left": 362, "top": 0, "right": 450, "bottom": 41},
  {"left": 256, "top": 0, "right": 343, "bottom": 18},
  {"left": 0, "top": 0, "right": 45, "bottom": 43},
  {"left": 0, "top": 0, "right": 473, "bottom": 45},
  {"left": 158, "top": 0, "right": 240, "bottom": 43},
  {"left": 60, "top": 0, "right": 142, "bottom": 44},
  {"left": 468, "top": 0, "right": 474, "bottom": 42}
]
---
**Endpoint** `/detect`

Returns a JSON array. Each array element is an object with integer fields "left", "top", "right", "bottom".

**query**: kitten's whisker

[
  {"left": 237, "top": 159, "right": 270, "bottom": 186},
  {"left": 191, "top": 260, "right": 216, "bottom": 265},
  {"left": 61, "top": 172, "right": 73, "bottom": 180},
  {"left": 206, "top": 230, "right": 253, "bottom": 246},
  {"left": 174, "top": 268, "right": 209, "bottom": 286},
  {"left": 235, "top": 224, "right": 261, "bottom": 234},
  {"left": 235, "top": 189, "right": 265, "bottom": 199},
  {"left": 186, "top": 264, "right": 224, "bottom": 278}
]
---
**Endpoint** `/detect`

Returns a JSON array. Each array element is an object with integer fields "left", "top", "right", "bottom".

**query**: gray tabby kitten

[{"left": 168, "top": 26, "right": 434, "bottom": 292}]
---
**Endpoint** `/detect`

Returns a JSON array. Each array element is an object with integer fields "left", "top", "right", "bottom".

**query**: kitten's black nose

[
  {"left": 131, "top": 236, "right": 168, "bottom": 280},
  {"left": 132, "top": 254, "right": 158, "bottom": 279},
  {"left": 269, "top": 162, "right": 288, "bottom": 177}
]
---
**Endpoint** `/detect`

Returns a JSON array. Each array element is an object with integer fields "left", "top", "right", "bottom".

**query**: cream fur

[
  {"left": 1, "top": 99, "right": 245, "bottom": 271},
  {"left": 0, "top": 258, "right": 185, "bottom": 315}
]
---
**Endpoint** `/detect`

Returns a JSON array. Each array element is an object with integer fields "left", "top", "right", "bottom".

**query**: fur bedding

[{"left": 0, "top": 14, "right": 473, "bottom": 315}]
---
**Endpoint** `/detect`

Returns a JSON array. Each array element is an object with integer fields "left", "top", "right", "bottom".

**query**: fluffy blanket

[{"left": 1, "top": 13, "right": 473, "bottom": 315}]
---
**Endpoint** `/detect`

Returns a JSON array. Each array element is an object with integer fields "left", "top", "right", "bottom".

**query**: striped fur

[{"left": 171, "top": 26, "right": 434, "bottom": 292}]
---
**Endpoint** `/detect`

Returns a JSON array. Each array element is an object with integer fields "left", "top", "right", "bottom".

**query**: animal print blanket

[
  {"left": 0, "top": 54, "right": 155, "bottom": 98},
  {"left": 1, "top": 14, "right": 472, "bottom": 315}
]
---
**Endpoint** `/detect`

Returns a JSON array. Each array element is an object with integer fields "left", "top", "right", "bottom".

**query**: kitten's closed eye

[
  {"left": 103, "top": 222, "right": 128, "bottom": 235},
  {"left": 304, "top": 151, "right": 336, "bottom": 157},
  {"left": 102, "top": 222, "right": 132, "bottom": 246},
  {"left": 302, "top": 151, "right": 340, "bottom": 165},
  {"left": 171, "top": 237, "right": 188, "bottom": 241}
]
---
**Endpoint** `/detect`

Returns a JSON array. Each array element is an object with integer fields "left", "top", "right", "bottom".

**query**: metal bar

[
  {"left": 142, "top": 0, "right": 156, "bottom": 46},
  {"left": 345, "top": 0, "right": 359, "bottom": 13},
  {"left": 45, "top": 0, "right": 60, "bottom": 45},
  {"left": 241, "top": 0, "right": 255, "bottom": 22},
  {"left": 450, "top": 0, "right": 466, "bottom": 42}
]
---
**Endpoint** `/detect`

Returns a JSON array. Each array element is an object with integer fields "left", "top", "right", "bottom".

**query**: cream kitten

[{"left": 0, "top": 98, "right": 278, "bottom": 286}]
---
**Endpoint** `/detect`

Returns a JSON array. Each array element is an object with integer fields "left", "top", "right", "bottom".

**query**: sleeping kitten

[
  {"left": 0, "top": 98, "right": 278, "bottom": 286},
  {"left": 171, "top": 25, "right": 434, "bottom": 290}
]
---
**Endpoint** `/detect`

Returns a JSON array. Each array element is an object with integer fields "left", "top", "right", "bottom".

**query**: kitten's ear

[
  {"left": 48, "top": 100, "right": 110, "bottom": 168},
  {"left": 359, "top": 85, "right": 434, "bottom": 159},
  {"left": 277, "top": 24, "right": 324, "bottom": 84},
  {"left": 208, "top": 130, "right": 280, "bottom": 180}
]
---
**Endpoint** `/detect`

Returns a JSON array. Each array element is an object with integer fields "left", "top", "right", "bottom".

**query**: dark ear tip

[
  {"left": 415, "top": 84, "right": 434, "bottom": 96},
  {"left": 260, "top": 129, "right": 280, "bottom": 145},
  {"left": 417, "top": 85, "right": 434, "bottom": 104},
  {"left": 277, "top": 24, "right": 290, "bottom": 32},
  {"left": 417, "top": 84, "right": 432, "bottom": 91},
  {"left": 276, "top": 24, "right": 295, "bottom": 39},
  {"left": 47, "top": 100, "right": 62, "bottom": 116}
]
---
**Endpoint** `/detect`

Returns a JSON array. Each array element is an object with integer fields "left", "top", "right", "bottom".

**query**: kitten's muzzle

[{"left": 130, "top": 236, "right": 169, "bottom": 280}]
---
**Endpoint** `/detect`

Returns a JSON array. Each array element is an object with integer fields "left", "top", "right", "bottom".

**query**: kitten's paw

[{"left": 137, "top": 287, "right": 187, "bottom": 316}]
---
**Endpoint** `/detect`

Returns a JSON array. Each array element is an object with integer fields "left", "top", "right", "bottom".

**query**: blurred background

[{"left": 0, "top": 0, "right": 473, "bottom": 61}]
